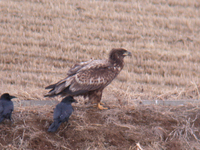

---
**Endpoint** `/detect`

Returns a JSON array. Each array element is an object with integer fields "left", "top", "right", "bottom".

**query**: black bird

[
  {"left": 48, "top": 96, "right": 77, "bottom": 132},
  {"left": 0, "top": 93, "right": 16, "bottom": 123}
]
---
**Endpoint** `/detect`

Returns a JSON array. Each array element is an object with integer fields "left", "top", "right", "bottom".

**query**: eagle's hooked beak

[{"left": 123, "top": 51, "right": 132, "bottom": 57}]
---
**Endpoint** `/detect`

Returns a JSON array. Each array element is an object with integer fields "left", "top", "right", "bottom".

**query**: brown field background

[
  {"left": 0, "top": 0, "right": 200, "bottom": 149},
  {"left": 1, "top": 0, "right": 200, "bottom": 101}
]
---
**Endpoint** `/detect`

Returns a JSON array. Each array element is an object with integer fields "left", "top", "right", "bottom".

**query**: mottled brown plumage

[{"left": 45, "top": 48, "right": 131, "bottom": 109}]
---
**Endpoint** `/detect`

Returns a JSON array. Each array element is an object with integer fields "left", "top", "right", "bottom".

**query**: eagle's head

[
  {"left": 0, "top": 93, "right": 17, "bottom": 101},
  {"left": 109, "top": 48, "right": 131, "bottom": 65}
]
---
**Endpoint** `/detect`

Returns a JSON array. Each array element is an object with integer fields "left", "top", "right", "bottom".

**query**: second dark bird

[
  {"left": 48, "top": 96, "right": 77, "bottom": 132},
  {"left": 0, "top": 93, "right": 16, "bottom": 123}
]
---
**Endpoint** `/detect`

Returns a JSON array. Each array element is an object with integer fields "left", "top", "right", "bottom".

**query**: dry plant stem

[{"left": 136, "top": 143, "right": 144, "bottom": 150}]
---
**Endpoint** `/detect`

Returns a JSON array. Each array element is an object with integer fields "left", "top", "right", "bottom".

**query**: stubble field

[{"left": 0, "top": 0, "right": 200, "bottom": 149}]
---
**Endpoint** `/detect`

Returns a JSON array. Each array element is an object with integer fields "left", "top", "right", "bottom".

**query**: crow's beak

[
  {"left": 73, "top": 99, "right": 78, "bottom": 103},
  {"left": 123, "top": 51, "right": 132, "bottom": 57},
  {"left": 10, "top": 95, "right": 17, "bottom": 99}
]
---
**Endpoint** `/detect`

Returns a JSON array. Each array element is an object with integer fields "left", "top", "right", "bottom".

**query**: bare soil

[{"left": 1, "top": 104, "right": 200, "bottom": 150}]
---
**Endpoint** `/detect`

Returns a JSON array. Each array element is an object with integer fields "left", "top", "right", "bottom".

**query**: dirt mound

[{"left": 0, "top": 104, "right": 200, "bottom": 150}]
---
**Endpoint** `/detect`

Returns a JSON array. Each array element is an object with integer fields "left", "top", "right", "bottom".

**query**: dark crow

[
  {"left": 0, "top": 93, "right": 16, "bottom": 123},
  {"left": 48, "top": 96, "right": 77, "bottom": 132}
]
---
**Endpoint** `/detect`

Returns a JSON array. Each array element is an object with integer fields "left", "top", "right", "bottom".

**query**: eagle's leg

[
  {"left": 100, "top": 102, "right": 104, "bottom": 105},
  {"left": 89, "top": 90, "right": 108, "bottom": 110},
  {"left": 96, "top": 90, "right": 108, "bottom": 110}
]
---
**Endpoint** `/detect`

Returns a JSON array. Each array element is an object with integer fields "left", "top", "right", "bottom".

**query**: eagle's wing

[
  {"left": 69, "top": 60, "right": 119, "bottom": 93},
  {"left": 67, "top": 59, "right": 93, "bottom": 76},
  {"left": 45, "top": 60, "right": 93, "bottom": 96},
  {"left": 45, "top": 59, "right": 120, "bottom": 97}
]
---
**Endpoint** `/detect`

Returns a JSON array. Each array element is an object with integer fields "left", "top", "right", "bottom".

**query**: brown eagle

[{"left": 45, "top": 48, "right": 131, "bottom": 109}]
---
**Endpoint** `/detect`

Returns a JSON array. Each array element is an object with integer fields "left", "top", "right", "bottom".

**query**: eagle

[{"left": 45, "top": 48, "right": 131, "bottom": 109}]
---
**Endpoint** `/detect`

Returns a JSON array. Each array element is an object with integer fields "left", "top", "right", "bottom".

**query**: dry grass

[
  {"left": 0, "top": 0, "right": 200, "bottom": 149},
  {"left": 0, "top": 104, "right": 200, "bottom": 149},
  {"left": 0, "top": 0, "right": 200, "bottom": 101}
]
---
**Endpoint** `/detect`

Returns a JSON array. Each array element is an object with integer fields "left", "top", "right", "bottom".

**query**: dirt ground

[
  {"left": 0, "top": 103, "right": 200, "bottom": 150},
  {"left": 0, "top": 0, "right": 200, "bottom": 149}
]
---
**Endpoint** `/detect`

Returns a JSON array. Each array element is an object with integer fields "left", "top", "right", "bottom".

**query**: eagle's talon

[
  {"left": 97, "top": 103, "right": 108, "bottom": 110},
  {"left": 100, "top": 102, "right": 104, "bottom": 105}
]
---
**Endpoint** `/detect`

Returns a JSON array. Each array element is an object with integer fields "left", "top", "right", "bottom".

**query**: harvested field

[{"left": 0, "top": 0, "right": 200, "bottom": 149}]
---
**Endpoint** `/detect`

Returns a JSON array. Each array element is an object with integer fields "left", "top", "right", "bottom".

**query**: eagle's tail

[
  {"left": 44, "top": 93, "right": 56, "bottom": 97},
  {"left": 45, "top": 84, "right": 56, "bottom": 89},
  {"left": 44, "top": 77, "right": 73, "bottom": 97},
  {"left": 44, "top": 84, "right": 57, "bottom": 97},
  {"left": 44, "top": 82, "right": 70, "bottom": 97},
  {"left": 48, "top": 120, "right": 61, "bottom": 132}
]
